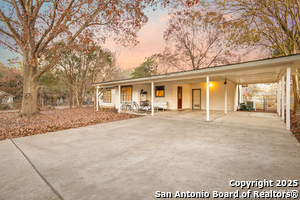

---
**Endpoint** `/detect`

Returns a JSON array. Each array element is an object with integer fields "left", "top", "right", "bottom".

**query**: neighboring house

[
  {"left": 93, "top": 54, "right": 300, "bottom": 131},
  {"left": 0, "top": 91, "right": 14, "bottom": 108}
]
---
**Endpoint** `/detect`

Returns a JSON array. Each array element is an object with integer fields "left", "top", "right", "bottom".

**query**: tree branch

[
  {"left": 0, "top": 9, "right": 21, "bottom": 44},
  {"left": 0, "top": 27, "right": 15, "bottom": 39},
  {"left": 0, "top": 40, "right": 21, "bottom": 53},
  {"left": 35, "top": 0, "right": 74, "bottom": 54},
  {"left": 11, "top": 0, "right": 24, "bottom": 26}
]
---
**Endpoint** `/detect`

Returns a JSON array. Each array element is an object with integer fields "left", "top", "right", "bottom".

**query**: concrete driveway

[{"left": 0, "top": 112, "right": 299, "bottom": 200}]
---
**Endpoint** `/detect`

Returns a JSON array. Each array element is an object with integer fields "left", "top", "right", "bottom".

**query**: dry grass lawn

[{"left": 0, "top": 107, "right": 136, "bottom": 141}]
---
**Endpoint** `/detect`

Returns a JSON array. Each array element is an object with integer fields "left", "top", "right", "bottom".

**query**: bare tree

[
  {"left": 163, "top": 10, "right": 240, "bottom": 70},
  {"left": 56, "top": 41, "right": 116, "bottom": 108},
  {"left": 0, "top": 0, "right": 177, "bottom": 115},
  {"left": 215, "top": 0, "right": 300, "bottom": 114}
]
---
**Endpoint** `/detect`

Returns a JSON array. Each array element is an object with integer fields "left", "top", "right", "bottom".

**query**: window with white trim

[
  {"left": 121, "top": 86, "right": 132, "bottom": 102},
  {"left": 103, "top": 90, "right": 111, "bottom": 103}
]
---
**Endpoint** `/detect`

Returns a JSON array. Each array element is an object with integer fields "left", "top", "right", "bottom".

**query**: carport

[
  {"left": 197, "top": 54, "right": 300, "bottom": 131},
  {"left": 94, "top": 54, "right": 300, "bottom": 131}
]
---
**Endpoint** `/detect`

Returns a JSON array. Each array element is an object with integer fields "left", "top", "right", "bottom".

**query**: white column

[
  {"left": 96, "top": 86, "right": 99, "bottom": 111},
  {"left": 206, "top": 76, "right": 209, "bottom": 121},
  {"left": 277, "top": 83, "right": 279, "bottom": 113},
  {"left": 151, "top": 82, "right": 154, "bottom": 116},
  {"left": 234, "top": 84, "right": 238, "bottom": 111},
  {"left": 282, "top": 76, "right": 284, "bottom": 120},
  {"left": 277, "top": 81, "right": 281, "bottom": 116},
  {"left": 118, "top": 85, "right": 121, "bottom": 113},
  {"left": 286, "top": 67, "right": 291, "bottom": 130},
  {"left": 239, "top": 85, "right": 242, "bottom": 104},
  {"left": 225, "top": 81, "right": 227, "bottom": 114}
]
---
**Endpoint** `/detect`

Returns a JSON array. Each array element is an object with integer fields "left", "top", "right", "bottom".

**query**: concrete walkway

[{"left": 0, "top": 113, "right": 299, "bottom": 200}]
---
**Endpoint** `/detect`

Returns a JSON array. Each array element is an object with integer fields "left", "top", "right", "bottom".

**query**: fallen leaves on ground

[
  {"left": 0, "top": 107, "right": 136, "bottom": 141},
  {"left": 291, "top": 114, "right": 300, "bottom": 143}
]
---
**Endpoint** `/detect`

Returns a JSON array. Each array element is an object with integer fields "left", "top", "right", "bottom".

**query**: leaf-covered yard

[
  {"left": 291, "top": 114, "right": 300, "bottom": 143},
  {"left": 0, "top": 107, "right": 136, "bottom": 141}
]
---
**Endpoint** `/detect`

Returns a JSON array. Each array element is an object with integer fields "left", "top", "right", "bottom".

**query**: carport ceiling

[
  {"left": 94, "top": 54, "right": 300, "bottom": 86},
  {"left": 215, "top": 63, "right": 287, "bottom": 84}
]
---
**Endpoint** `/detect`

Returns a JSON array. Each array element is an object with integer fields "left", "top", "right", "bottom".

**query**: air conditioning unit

[{"left": 246, "top": 101, "right": 256, "bottom": 110}]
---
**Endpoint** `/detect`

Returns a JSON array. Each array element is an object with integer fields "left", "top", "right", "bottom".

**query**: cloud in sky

[{"left": 103, "top": 8, "right": 169, "bottom": 69}]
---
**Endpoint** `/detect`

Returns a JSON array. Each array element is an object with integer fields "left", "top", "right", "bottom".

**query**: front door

[
  {"left": 178, "top": 86, "right": 182, "bottom": 109},
  {"left": 192, "top": 89, "right": 201, "bottom": 109}
]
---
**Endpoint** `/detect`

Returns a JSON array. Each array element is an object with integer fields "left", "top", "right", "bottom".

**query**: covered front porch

[
  {"left": 96, "top": 77, "right": 237, "bottom": 118},
  {"left": 94, "top": 54, "right": 300, "bottom": 131}
]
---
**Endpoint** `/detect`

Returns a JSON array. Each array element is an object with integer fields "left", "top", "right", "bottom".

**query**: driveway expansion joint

[{"left": 10, "top": 139, "right": 64, "bottom": 200}]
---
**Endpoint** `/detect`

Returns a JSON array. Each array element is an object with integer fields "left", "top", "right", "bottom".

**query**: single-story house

[{"left": 93, "top": 54, "right": 300, "bottom": 131}]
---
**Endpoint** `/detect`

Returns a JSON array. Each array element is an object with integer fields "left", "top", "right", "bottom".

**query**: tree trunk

[
  {"left": 75, "top": 97, "right": 83, "bottom": 108},
  {"left": 19, "top": 50, "right": 40, "bottom": 116},
  {"left": 78, "top": 98, "right": 83, "bottom": 108},
  {"left": 74, "top": 92, "right": 81, "bottom": 108},
  {"left": 69, "top": 86, "right": 72, "bottom": 108},
  {"left": 293, "top": 72, "right": 300, "bottom": 115},
  {"left": 20, "top": 78, "right": 39, "bottom": 116}
]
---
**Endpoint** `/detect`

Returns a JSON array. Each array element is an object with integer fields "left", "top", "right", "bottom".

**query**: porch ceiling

[{"left": 93, "top": 54, "right": 300, "bottom": 87}]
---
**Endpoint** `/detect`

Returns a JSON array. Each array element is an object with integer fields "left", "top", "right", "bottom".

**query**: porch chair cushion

[{"left": 154, "top": 101, "right": 168, "bottom": 111}]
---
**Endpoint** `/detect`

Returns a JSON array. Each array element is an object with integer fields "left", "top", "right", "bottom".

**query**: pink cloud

[{"left": 103, "top": 9, "right": 169, "bottom": 69}]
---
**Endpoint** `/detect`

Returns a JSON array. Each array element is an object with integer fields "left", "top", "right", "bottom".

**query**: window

[
  {"left": 103, "top": 90, "right": 111, "bottom": 103},
  {"left": 155, "top": 86, "right": 165, "bottom": 97},
  {"left": 121, "top": 86, "right": 132, "bottom": 102}
]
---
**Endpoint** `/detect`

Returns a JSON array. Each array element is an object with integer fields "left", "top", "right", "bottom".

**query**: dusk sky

[
  {"left": 0, "top": 8, "right": 170, "bottom": 69},
  {"left": 102, "top": 8, "right": 169, "bottom": 69},
  {"left": 0, "top": 5, "right": 265, "bottom": 69}
]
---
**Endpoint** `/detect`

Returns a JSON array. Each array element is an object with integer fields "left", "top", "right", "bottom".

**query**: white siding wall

[
  {"left": 110, "top": 80, "right": 235, "bottom": 111},
  {"left": 190, "top": 81, "right": 235, "bottom": 110},
  {"left": 132, "top": 84, "right": 152, "bottom": 102},
  {"left": 153, "top": 83, "right": 172, "bottom": 107},
  {"left": 101, "top": 88, "right": 116, "bottom": 108}
]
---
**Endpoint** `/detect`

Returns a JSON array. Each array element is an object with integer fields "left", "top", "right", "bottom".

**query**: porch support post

[
  {"left": 118, "top": 85, "right": 121, "bottom": 113},
  {"left": 206, "top": 76, "right": 209, "bottom": 121},
  {"left": 225, "top": 80, "right": 227, "bottom": 114},
  {"left": 239, "top": 85, "right": 242, "bottom": 104},
  {"left": 282, "top": 76, "right": 284, "bottom": 120},
  {"left": 276, "top": 83, "right": 279, "bottom": 114},
  {"left": 151, "top": 82, "right": 154, "bottom": 116},
  {"left": 286, "top": 67, "right": 291, "bottom": 130},
  {"left": 234, "top": 84, "right": 238, "bottom": 111},
  {"left": 96, "top": 86, "right": 99, "bottom": 111},
  {"left": 278, "top": 80, "right": 281, "bottom": 116}
]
